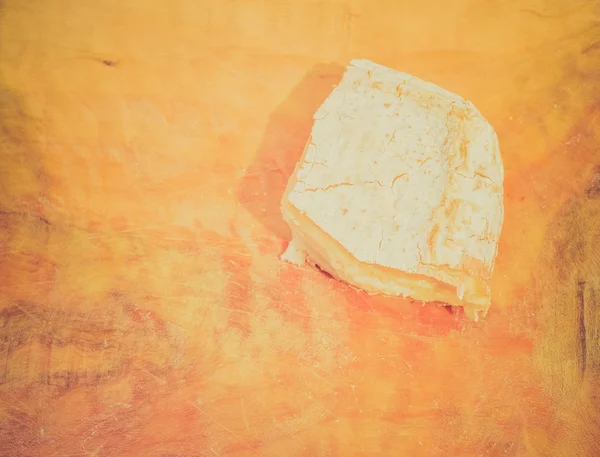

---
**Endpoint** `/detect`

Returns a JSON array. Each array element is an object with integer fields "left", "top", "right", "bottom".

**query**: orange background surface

[{"left": 1, "top": 0, "right": 599, "bottom": 456}]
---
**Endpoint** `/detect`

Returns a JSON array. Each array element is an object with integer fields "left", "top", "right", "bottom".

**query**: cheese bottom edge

[{"left": 281, "top": 199, "right": 490, "bottom": 321}]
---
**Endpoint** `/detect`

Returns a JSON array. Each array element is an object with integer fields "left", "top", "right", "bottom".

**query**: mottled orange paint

[{"left": 1, "top": 0, "right": 599, "bottom": 456}]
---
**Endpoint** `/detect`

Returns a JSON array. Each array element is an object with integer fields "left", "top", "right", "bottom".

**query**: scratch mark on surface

[
  {"left": 585, "top": 167, "right": 600, "bottom": 198},
  {"left": 191, "top": 402, "right": 259, "bottom": 455},
  {"left": 0, "top": 210, "right": 51, "bottom": 226},
  {"left": 3, "top": 413, "right": 31, "bottom": 430},
  {"left": 307, "top": 368, "right": 336, "bottom": 388},
  {"left": 117, "top": 226, "right": 161, "bottom": 233},
  {"left": 137, "top": 365, "right": 165, "bottom": 385},
  {"left": 582, "top": 40, "right": 600, "bottom": 54},
  {"left": 355, "top": 293, "right": 375, "bottom": 314},
  {"left": 224, "top": 307, "right": 253, "bottom": 315},
  {"left": 577, "top": 281, "right": 587, "bottom": 374},
  {"left": 1, "top": 392, "right": 35, "bottom": 414},
  {"left": 0, "top": 280, "right": 57, "bottom": 289},
  {"left": 240, "top": 393, "right": 250, "bottom": 433},
  {"left": 304, "top": 394, "right": 340, "bottom": 421},
  {"left": 519, "top": 5, "right": 588, "bottom": 19},
  {"left": 14, "top": 303, "right": 44, "bottom": 325},
  {"left": 395, "top": 331, "right": 442, "bottom": 341},
  {"left": 277, "top": 301, "right": 313, "bottom": 319}
]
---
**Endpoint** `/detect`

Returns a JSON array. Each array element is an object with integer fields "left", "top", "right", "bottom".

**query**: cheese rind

[{"left": 281, "top": 59, "right": 504, "bottom": 320}]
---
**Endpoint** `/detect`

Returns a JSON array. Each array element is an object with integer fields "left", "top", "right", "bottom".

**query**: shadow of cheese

[
  {"left": 525, "top": 169, "right": 600, "bottom": 456},
  {"left": 237, "top": 62, "right": 345, "bottom": 241}
]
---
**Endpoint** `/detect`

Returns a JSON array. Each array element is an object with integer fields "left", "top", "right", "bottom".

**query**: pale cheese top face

[{"left": 287, "top": 59, "right": 504, "bottom": 286}]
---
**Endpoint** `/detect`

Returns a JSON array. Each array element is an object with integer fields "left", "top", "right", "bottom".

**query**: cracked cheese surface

[{"left": 282, "top": 59, "right": 504, "bottom": 319}]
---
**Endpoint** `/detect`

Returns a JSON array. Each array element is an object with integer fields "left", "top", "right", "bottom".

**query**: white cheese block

[{"left": 281, "top": 59, "right": 504, "bottom": 321}]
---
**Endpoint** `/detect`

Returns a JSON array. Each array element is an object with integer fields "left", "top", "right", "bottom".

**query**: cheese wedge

[{"left": 281, "top": 59, "right": 504, "bottom": 321}]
